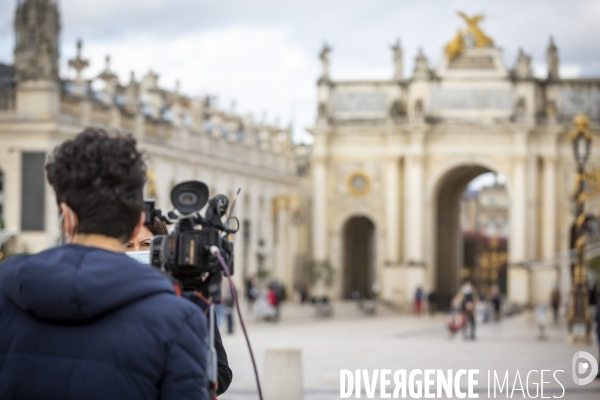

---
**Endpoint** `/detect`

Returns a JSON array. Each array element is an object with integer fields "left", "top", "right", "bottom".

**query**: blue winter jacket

[{"left": 0, "top": 244, "right": 209, "bottom": 400}]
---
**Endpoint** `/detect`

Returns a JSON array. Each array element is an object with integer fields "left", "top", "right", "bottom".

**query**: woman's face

[{"left": 126, "top": 226, "right": 154, "bottom": 252}]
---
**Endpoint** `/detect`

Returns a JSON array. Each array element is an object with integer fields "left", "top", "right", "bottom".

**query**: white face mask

[{"left": 126, "top": 250, "right": 151, "bottom": 265}]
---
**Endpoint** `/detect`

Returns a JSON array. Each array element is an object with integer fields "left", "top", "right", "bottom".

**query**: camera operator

[
  {"left": 0, "top": 128, "right": 210, "bottom": 399},
  {"left": 127, "top": 217, "right": 233, "bottom": 395}
]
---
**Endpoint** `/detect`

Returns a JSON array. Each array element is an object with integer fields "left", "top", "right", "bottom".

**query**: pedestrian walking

[
  {"left": 414, "top": 287, "right": 424, "bottom": 316},
  {"left": 452, "top": 280, "right": 479, "bottom": 340},
  {"left": 427, "top": 289, "right": 438, "bottom": 315},
  {"left": 223, "top": 283, "right": 235, "bottom": 334},
  {"left": 490, "top": 284, "right": 502, "bottom": 322},
  {"left": 550, "top": 284, "right": 561, "bottom": 324},
  {"left": 245, "top": 276, "right": 257, "bottom": 313},
  {"left": 215, "top": 302, "right": 224, "bottom": 327},
  {"left": 267, "top": 285, "right": 279, "bottom": 321},
  {"left": 255, "top": 289, "right": 276, "bottom": 320}
]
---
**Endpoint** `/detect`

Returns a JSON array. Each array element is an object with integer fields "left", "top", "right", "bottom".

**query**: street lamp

[{"left": 567, "top": 112, "right": 593, "bottom": 344}]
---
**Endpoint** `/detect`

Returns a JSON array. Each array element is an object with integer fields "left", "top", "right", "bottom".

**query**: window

[{"left": 21, "top": 152, "right": 46, "bottom": 231}]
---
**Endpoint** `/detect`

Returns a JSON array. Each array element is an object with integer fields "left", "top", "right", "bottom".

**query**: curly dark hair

[{"left": 46, "top": 128, "right": 147, "bottom": 242}]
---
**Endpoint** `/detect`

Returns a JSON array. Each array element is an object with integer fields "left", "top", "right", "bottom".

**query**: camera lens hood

[{"left": 170, "top": 180, "right": 209, "bottom": 215}]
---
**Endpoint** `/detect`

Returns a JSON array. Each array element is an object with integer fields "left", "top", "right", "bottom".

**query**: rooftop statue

[
  {"left": 445, "top": 12, "right": 494, "bottom": 59},
  {"left": 391, "top": 38, "right": 403, "bottom": 80},
  {"left": 319, "top": 42, "right": 331, "bottom": 79}
]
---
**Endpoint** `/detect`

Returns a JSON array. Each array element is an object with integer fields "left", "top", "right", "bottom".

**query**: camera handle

[
  {"left": 208, "top": 303, "right": 218, "bottom": 399},
  {"left": 210, "top": 246, "right": 264, "bottom": 400}
]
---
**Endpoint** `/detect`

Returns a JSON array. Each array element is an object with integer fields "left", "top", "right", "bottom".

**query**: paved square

[{"left": 221, "top": 303, "right": 600, "bottom": 399}]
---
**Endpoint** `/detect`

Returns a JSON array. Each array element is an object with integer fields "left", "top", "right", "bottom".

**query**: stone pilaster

[
  {"left": 274, "top": 195, "right": 290, "bottom": 288},
  {"left": 403, "top": 128, "right": 426, "bottom": 263},
  {"left": 312, "top": 158, "right": 328, "bottom": 261},
  {"left": 542, "top": 155, "right": 557, "bottom": 258},
  {"left": 247, "top": 192, "right": 260, "bottom": 276},
  {"left": 385, "top": 157, "right": 400, "bottom": 263},
  {"left": 508, "top": 128, "right": 529, "bottom": 305}
]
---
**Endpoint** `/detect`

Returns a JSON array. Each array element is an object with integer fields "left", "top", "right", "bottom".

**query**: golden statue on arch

[{"left": 446, "top": 12, "right": 494, "bottom": 59}]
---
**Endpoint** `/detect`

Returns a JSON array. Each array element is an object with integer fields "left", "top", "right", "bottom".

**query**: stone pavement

[{"left": 220, "top": 302, "right": 600, "bottom": 400}]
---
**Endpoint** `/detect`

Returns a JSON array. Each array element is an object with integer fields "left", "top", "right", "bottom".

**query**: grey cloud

[
  {"left": 1, "top": 0, "right": 599, "bottom": 143},
  {"left": 2, "top": 0, "right": 599, "bottom": 74}
]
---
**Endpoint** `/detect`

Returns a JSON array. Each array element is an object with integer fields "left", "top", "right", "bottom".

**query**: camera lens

[
  {"left": 170, "top": 180, "right": 209, "bottom": 214},
  {"left": 178, "top": 191, "right": 198, "bottom": 206}
]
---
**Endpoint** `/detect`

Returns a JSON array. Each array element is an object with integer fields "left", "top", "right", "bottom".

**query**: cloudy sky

[{"left": 1, "top": 0, "right": 599, "bottom": 143}]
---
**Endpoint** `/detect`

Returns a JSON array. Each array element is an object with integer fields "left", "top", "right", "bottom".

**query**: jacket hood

[{"left": 0, "top": 244, "right": 175, "bottom": 321}]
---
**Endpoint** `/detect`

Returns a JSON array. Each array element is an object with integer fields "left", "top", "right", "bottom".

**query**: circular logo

[{"left": 572, "top": 351, "right": 599, "bottom": 385}]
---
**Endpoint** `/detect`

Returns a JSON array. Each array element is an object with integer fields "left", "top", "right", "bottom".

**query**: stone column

[
  {"left": 542, "top": 156, "right": 557, "bottom": 258},
  {"left": 232, "top": 188, "right": 245, "bottom": 291},
  {"left": 510, "top": 130, "right": 528, "bottom": 264},
  {"left": 312, "top": 158, "right": 328, "bottom": 261},
  {"left": 508, "top": 132, "right": 529, "bottom": 305},
  {"left": 275, "top": 196, "right": 290, "bottom": 288},
  {"left": 248, "top": 192, "right": 259, "bottom": 277},
  {"left": 262, "top": 192, "right": 274, "bottom": 275},
  {"left": 385, "top": 157, "right": 400, "bottom": 263},
  {"left": 287, "top": 195, "right": 300, "bottom": 296},
  {"left": 525, "top": 155, "right": 539, "bottom": 260},
  {"left": 403, "top": 131, "right": 425, "bottom": 263},
  {"left": 511, "top": 163, "right": 527, "bottom": 260}
]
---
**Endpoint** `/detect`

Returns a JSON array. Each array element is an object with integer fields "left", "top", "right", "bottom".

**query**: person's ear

[
  {"left": 59, "top": 202, "right": 78, "bottom": 236},
  {"left": 129, "top": 212, "right": 145, "bottom": 243}
]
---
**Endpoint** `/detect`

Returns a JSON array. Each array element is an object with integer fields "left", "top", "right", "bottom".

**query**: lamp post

[{"left": 567, "top": 112, "right": 593, "bottom": 344}]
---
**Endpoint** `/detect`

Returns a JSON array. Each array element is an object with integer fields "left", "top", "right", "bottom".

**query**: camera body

[{"left": 144, "top": 181, "right": 237, "bottom": 302}]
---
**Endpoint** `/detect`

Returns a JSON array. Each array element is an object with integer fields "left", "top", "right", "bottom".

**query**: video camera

[{"left": 144, "top": 180, "right": 238, "bottom": 303}]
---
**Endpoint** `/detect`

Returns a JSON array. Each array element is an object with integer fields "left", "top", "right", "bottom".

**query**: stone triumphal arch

[{"left": 308, "top": 14, "right": 600, "bottom": 308}]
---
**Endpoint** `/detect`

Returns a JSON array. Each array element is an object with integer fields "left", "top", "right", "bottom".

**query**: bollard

[{"left": 263, "top": 349, "right": 304, "bottom": 400}]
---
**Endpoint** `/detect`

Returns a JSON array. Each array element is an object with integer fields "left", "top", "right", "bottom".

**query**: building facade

[
  {"left": 309, "top": 15, "right": 600, "bottom": 308},
  {"left": 0, "top": 0, "right": 305, "bottom": 292},
  {"left": 2, "top": 3, "right": 600, "bottom": 309}
]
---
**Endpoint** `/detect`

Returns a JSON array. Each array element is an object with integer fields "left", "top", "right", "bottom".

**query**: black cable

[{"left": 211, "top": 246, "right": 264, "bottom": 400}]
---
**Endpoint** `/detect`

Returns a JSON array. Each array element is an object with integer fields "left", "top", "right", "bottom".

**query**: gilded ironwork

[
  {"left": 458, "top": 13, "right": 494, "bottom": 48},
  {"left": 146, "top": 170, "right": 158, "bottom": 200},
  {"left": 568, "top": 112, "right": 592, "bottom": 142},
  {"left": 567, "top": 112, "right": 594, "bottom": 343},
  {"left": 478, "top": 238, "right": 507, "bottom": 296},
  {"left": 445, "top": 31, "right": 465, "bottom": 60}
]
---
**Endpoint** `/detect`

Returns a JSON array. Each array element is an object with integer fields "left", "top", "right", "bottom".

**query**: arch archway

[
  {"left": 434, "top": 165, "right": 510, "bottom": 307},
  {"left": 342, "top": 216, "right": 375, "bottom": 298}
]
